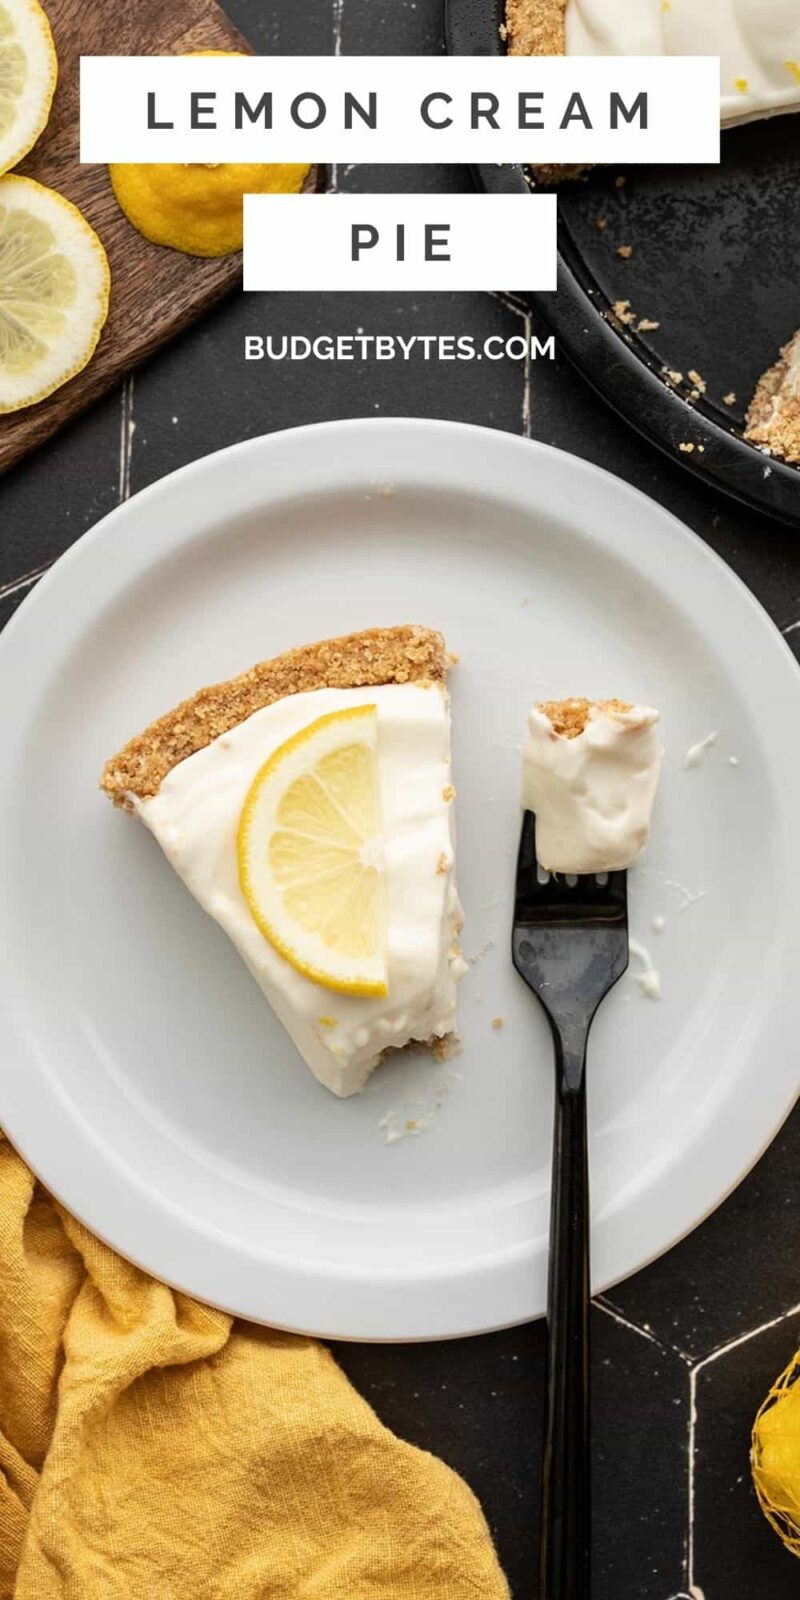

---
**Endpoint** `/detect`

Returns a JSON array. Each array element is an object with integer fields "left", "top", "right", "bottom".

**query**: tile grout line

[
  {"left": 521, "top": 306, "right": 533, "bottom": 438},
  {"left": 594, "top": 1295, "right": 697, "bottom": 1596},
  {"left": 694, "top": 1296, "right": 800, "bottom": 1375},
  {"left": 594, "top": 1293, "right": 693, "bottom": 1364},
  {"left": 686, "top": 1299, "right": 800, "bottom": 1597},
  {"left": 329, "top": 0, "right": 344, "bottom": 193},
  {"left": 118, "top": 374, "right": 136, "bottom": 503},
  {"left": 332, "top": 0, "right": 344, "bottom": 53},
  {"left": 488, "top": 290, "right": 533, "bottom": 438},
  {"left": 0, "top": 560, "right": 54, "bottom": 604},
  {"left": 686, "top": 1366, "right": 700, "bottom": 1597}
]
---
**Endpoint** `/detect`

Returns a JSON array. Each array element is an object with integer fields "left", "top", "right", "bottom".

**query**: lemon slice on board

[
  {"left": 0, "top": 175, "right": 110, "bottom": 413},
  {"left": 237, "top": 705, "right": 388, "bottom": 997},
  {"left": 0, "top": 0, "right": 57, "bottom": 176}
]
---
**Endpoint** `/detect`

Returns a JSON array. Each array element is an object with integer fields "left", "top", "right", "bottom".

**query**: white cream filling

[
  {"left": 565, "top": 0, "right": 800, "bottom": 127},
  {"left": 136, "top": 681, "right": 465, "bottom": 1098},
  {"left": 522, "top": 703, "right": 663, "bottom": 873}
]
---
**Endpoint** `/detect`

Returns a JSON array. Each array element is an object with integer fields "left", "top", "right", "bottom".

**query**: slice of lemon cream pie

[
  {"left": 745, "top": 328, "right": 800, "bottom": 466},
  {"left": 101, "top": 627, "right": 465, "bottom": 1097},
  {"left": 507, "top": 0, "right": 800, "bottom": 182}
]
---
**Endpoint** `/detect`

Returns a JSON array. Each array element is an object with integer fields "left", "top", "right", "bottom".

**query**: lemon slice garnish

[
  {"left": 0, "top": 175, "right": 110, "bottom": 413},
  {"left": 0, "top": 0, "right": 56, "bottom": 177},
  {"left": 237, "top": 705, "right": 388, "bottom": 997}
]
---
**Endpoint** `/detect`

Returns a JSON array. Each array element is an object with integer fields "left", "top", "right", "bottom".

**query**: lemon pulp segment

[
  {"left": 0, "top": 0, "right": 56, "bottom": 175},
  {"left": 0, "top": 175, "right": 109, "bottom": 412},
  {"left": 237, "top": 705, "right": 388, "bottom": 996}
]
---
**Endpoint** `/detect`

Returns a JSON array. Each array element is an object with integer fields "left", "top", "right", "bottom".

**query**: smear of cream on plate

[
  {"left": 629, "top": 938, "right": 662, "bottom": 999},
  {"left": 378, "top": 1070, "right": 462, "bottom": 1144},
  {"left": 379, "top": 1107, "right": 437, "bottom": 1144},
  {"left": 684, "top": 731, "right": 718, "bottom": 768},
  {"left": 664, "top": 877, "right": 709, "bottom": 913}
]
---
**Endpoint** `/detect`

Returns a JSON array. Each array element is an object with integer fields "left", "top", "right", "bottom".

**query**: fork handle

[{"left": 540, "top": 1045, "right": 591, "bottom": 1599}]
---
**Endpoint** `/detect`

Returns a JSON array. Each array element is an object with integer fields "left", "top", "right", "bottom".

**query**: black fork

[{"left": 512, "top": 811, "right": 629, "bottom": 1600}]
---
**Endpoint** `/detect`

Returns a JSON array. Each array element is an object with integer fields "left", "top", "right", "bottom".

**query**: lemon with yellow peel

[
  {"left": 0, "top": 175, "right": 110, "bottom": 413},
  {"left": 109, "top": 51, "right": 309, "bottom": 258},
  {"left": 0, "top": 0, "right": 57, "bottom": 176},
  {"left": 237, "top": 705, "right": 388, "bottom": 997},
  {"left": 752, "top": 1346, "right": 800, "bottom": 1559},
  {"left": 109, "top": 159, "right": 310, "bottom": 257}
]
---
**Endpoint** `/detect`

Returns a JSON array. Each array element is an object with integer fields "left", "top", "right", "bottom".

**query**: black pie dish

[{"left": 445, "top": 0, "right": 800, "bottom": 530}]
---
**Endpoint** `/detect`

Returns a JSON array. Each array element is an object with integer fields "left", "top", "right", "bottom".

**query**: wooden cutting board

[{"left": 0, "top": 0, "right": 253, "bottom": 473}]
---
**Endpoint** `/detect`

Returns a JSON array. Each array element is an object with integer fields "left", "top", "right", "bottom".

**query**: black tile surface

[
  {"left": 127, "top": 291, "right": 529, "bottom": 492},
  {"left": 1, "top": 4, "right": 799, "bottom": 1598},
  {"left": 692, "top": 1308, "right": 800, "bottom": 1599},
  {"left": 0, "top": 391, "right": 121, "bottom": 587}
]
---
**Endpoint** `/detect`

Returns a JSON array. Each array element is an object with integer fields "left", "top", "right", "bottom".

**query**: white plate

[{"left": 0, "top": 419, "right": 798, "bottom": 1341}]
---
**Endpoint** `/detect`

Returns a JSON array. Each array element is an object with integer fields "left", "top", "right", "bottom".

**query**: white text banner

[
  {"left": 242, "top": 194, "right": 558, "bottom": 292},
  {"left": 80, "top": 55, "right": 721, "bottom": 165}
]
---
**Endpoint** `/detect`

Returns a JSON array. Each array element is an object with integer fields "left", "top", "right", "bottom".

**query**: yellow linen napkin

[{"left": 0, "top": 1135, "right": 509, "bottom": 1600}]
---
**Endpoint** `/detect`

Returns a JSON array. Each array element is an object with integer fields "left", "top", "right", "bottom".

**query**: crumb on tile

[
  {"left": 492, "top": 1017, "right": 504, "bottom": 1030},
  {"left": 679, "top": 441, "right": 695, "bottom": 453},
  {"left": 665, "top": 368, "right": 684, "bottom": 385},
  {"left": 636, "top": 318, "right": 660, "bottom": 332},
  {"left": 723, "top": 391, "right": 737, "bottom": 406},
  {"left": 617, "top": 244, "right": 633, "bottom": 259},
  {"left": 442, "top": 784, "right": 455, "bottom": 802},
  {"left": 595, "top": 217, "right": 608, "bottom": 231},
  {"left": 688, "top": 368, "right": 706, "bottom": 394},
  {"left": 611, "top": 299, "right": 636, "bottom": 326}
]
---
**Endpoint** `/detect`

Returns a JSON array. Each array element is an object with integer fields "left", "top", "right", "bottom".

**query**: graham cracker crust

[
  {"left": 505, "top": 1, "right": 591, "bottom": 185},
  {"left": 506, "top": 0, "right": 565, "bottom": 56},
  {"left": 744, "top": 331, "right": 800, "bottom": 466},
  {"left": 537, "top": 698, "right": 633, "bottom": 738},
  {"left": 101, "top": 625, "right": 446, "bottom": 808}
]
